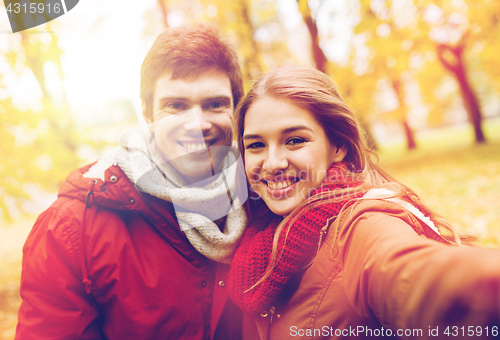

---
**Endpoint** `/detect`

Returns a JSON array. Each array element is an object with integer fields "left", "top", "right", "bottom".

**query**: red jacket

[{"left": 16, "top": 163, "right": 241, "bottom": 340}]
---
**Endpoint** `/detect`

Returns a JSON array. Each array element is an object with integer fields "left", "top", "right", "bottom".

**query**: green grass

[
  {"left": 378, "top": 118, "right": 500, "bottom": 158},
  {"left": 378, "top": 118, "right": 500, "bottom": 246}
]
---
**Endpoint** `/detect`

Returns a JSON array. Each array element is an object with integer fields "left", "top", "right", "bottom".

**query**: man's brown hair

[{"left": 140, "top": 25, "right": 243, "bottom": 119}]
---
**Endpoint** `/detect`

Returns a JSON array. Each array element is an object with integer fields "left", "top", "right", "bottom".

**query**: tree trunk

[
  {"left": 437, "top": 43, "right": 486, "bottom": 143},
  {"left": 158, "top": 0, "right": 169, "bottom": 28},
  {"left": 391, "top": 77, "right": 417, "bottom": 150},
  {"left": 238, "top": 0, "right": 262, "bottom": 81},
  {"left": 297, "top": 0, "right": 328, "bottom": 73},
  {"left": 401, "top": 120, "right": 417, "bottom": 150}
]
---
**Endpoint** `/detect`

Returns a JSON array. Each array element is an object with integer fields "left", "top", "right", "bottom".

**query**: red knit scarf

[{"left": 228, "top": 162, "right": 363, "bottom": 313}]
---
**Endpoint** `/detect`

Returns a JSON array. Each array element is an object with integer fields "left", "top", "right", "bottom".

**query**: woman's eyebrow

[
  {"left": 281, "top": 125, "right": 313, "bottom": 134},
  {"left": 243, "top": 126, "right": 313, "bottom": 140},
  {"left": 242, "top": 134, "right": 261, "bottom": 140}
]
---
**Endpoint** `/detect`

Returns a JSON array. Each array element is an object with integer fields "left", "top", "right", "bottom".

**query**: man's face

[{"left": 144, "top": 68, "right": 233, "bottom": 183}]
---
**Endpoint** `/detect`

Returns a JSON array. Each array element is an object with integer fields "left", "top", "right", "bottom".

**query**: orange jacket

[
  {"left": 16, "top": 164, "right": 241, "bottom": 340},
  {"left": 242, "top": 199, "right": 500, "bottom": 339}
]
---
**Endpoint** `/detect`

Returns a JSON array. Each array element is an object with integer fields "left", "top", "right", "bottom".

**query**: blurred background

[{"left": 0, "top": 0, "right": 499, "bottom": 338}]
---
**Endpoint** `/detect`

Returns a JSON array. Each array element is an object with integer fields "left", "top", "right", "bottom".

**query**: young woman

[{"left": 228, "top": 65, "right": 500, "bottom": 339}]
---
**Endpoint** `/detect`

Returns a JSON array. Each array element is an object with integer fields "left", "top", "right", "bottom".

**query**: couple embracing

[{"left": 16, "top": 25, "right": 500, "bottom": 340}]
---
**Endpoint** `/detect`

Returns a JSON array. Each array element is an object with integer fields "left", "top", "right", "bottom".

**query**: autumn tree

[
  {"left": 153, "top": 0, "right": 296, "bottom": 89},
  {"left": 296, "top": 0, "right": 329, "bottom": 73},
  {"left": 436, "top": 39, "right": 485, "bottom": 142},
  {"left": 468, "top": 0, "right": 500, "bottom": 94},
  {"left": 419, "top": 0, "right": 490, "bottom": 143},
  {"left": 352, "top": 0, "right": 429, "bottom": 150},
  {"left": 0, "top": 23, "right": 80, "bottom": 221},
  {"left": 293, "top": 0, "right": 379, "bottom": 149},
  {"left": 404, "top": 0, "right": 499, "bottom": 144}
]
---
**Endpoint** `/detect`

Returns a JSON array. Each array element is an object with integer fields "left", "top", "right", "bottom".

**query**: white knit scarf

[{"left": 84, "top": 127, "right": 248, "bottom": 264}]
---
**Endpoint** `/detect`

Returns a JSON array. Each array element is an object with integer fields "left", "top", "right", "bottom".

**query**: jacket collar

[{"left": 58, "top": 163, "right": 146, "bottom": 211}]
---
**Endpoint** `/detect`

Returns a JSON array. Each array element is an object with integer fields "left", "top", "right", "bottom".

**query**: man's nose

[
  {"left": 263, "top": 146, "right": 288, "bottom": 172},
  {"left": 183, "top": 106, "right": 212, "bottom": 132}
]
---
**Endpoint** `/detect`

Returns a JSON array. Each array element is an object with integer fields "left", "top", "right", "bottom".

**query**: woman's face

[{"left": 243, "top": 96, "right": 346, "bottom": 216}]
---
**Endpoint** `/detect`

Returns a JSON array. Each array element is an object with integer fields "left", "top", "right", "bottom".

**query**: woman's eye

[
  {"left": 286, "top": 137, "right": 306, "bottom": 146},
  {"left": 245, "top": 142, "right": 264, "bottom": 150}
]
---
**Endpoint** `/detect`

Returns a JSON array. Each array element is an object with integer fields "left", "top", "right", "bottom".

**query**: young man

[{"left": 16, "top": 26, "right": 247, "bottom": 340}]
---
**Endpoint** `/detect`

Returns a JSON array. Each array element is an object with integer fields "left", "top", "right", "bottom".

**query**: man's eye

[
  {"left": 207, "top": 102, "right": 225, "bottom": 110},
  {"left": 286, "top": 137, "right": 306, "bottom": 146},
  {"left": 167, "top": 103, "right": 184, "bottom": 110},
  {"left": 245, "top": 142, "right": 264, "bottom": 150}
]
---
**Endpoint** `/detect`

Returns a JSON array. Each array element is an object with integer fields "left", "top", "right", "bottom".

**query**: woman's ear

[{"left": 332, "top": 145, "right": 348, "bottom": 163}]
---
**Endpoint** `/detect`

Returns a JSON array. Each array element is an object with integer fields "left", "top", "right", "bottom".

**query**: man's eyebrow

[
  {"left": 158, "top": 96, "right": 188, "bottom": 105},
  {"left": 158, "top": 95, "right": 231, "bottom": 105},
  {"left": 203, "top": 95, "right": 232, "bottom": 103},
  {"left": 243, "top": 125, "right": 313, "bottom": 140}
]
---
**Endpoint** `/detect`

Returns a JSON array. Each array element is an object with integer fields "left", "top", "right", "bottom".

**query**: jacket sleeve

[
  {"left": 338, "top": 200, "right": 500, "bottom": 337},
  {"left": 15, "top": 201, "right": 104, "bottom": 340}
]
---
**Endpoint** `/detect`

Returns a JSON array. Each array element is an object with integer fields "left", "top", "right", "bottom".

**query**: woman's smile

[{"left": 262, "top": 176, "right": 301, "bottom": 198}]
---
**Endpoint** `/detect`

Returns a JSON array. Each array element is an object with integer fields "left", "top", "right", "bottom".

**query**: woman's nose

[{"left": 263, "top": 146, "right": 288, "bottom": 172}]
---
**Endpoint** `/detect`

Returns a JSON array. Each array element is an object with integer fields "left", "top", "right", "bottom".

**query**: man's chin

[
  {"left": 171, "top": 161, "right": 217, "bottom": 185},
  {"left": 159, "top": 145, "right": 233, "bottom": 185}
]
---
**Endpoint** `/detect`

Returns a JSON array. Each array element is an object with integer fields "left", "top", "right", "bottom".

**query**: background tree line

[{"left": 1, "top": 0, "right": 499, "bottom": 221}]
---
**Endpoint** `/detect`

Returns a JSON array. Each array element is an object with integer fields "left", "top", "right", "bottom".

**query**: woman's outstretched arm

[{"left": 338, "top": 199, "right": 500, "bottom": 338}]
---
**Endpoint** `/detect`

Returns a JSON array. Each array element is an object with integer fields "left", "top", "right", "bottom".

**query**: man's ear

[
  {"left": 142, "top": 102, "right": 152, "bottom": 124},
  {"left": 332, "top": 145, "right": 348, "bottom": 163}
]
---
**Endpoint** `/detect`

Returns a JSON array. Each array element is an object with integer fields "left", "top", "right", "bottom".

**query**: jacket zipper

[
  {"left": 136, "top": 191, "right": 210, "bottom": 268},
  {"left": 265, "top": 303, "right": 277, "bottom": 340},
  {"left": 269, "top": 305, "right": 276, "bottom": 324},
  {"left": 137, "top": 191, "right": 181, "bottom": 234}
]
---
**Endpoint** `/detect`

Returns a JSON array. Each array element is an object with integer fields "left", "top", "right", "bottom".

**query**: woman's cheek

[
  {"left": 294, "top": 153, "right": 317, "bottom": 172},
  {"left": 244, "top": 155, "right": 257, "bottom": 176}
]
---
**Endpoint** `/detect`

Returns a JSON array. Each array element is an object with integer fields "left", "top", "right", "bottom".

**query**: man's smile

[{"left": 178, "top": 138, "right": 217, "bottom": 153}]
